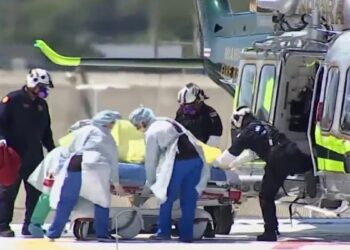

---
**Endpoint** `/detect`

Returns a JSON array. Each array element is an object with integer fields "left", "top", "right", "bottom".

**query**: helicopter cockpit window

[
  {"left": 321, "top": 67, "right": 339, "bottom": 131},
  {"left": 255, "top": 65, "right": 275, "bottom": 121},
  {"left": 340, "top": 69, "right": 350, "bottom": 132},
  {"left": 238, "top": 64, "right": 256, "bottom": 108}
]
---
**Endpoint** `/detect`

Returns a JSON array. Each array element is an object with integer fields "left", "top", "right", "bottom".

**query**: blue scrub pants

[
  {"left": 47, "top": 171, "right": 110, "bottom": 239},
  {"left": 157, "top": 157, "right": 203, "bottom": 241}
]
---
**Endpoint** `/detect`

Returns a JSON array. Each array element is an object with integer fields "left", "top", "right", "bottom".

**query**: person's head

[
  {"left": 231, "top": 106, "right": 255, "bottom": 129},
  {"left": 26, "top": 68, "right": 54, "bottom": 99},
  {"left": 92, "top": 110, "right": 122, "bottom": 129},
  {"left": 177, "top": 83, "right": 209, "bottom": 115},
  {"left": 128, "top": 106, "right": 155, "bottom": 132},
  {"left": 68, "top": 119, "right": 92, "bottom": 133}
]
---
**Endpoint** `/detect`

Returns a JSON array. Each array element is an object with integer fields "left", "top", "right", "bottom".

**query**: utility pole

[
  {"left": 5, "top": 0, "right": 17, "bottom": 38},
  {"left": 148, "top": 0, "right": 159, "bottom": 58}
]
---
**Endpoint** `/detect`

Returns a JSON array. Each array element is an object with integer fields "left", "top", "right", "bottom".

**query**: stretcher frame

[{"left": 69, "top": 180, "right": 242, "bottom": 241}]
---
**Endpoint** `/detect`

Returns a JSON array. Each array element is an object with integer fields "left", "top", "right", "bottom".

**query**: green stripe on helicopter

[
  {"left": 34, "top": 39, "right": 203, "bottom": 68},
  {"left": 34, "top": 40, "right": 81, "bottom": 66}
]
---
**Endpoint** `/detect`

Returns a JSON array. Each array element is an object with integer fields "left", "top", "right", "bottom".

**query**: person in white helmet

[
  {"left": 176, "top": 83, "right": 222, "bottom": 147},
  {"left": 0, "top": 68, "right": 55, "bottom": 237},
  {"left": 175, "top": 83, "right": 223, "bottom": 238},
  {"left": 215, "top": 106, "right": 312, "bottom": 241}
]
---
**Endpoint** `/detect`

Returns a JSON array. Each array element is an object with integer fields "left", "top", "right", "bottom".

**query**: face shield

[{"left": 180, "top": 100, "right": 202, "bottom": 115}]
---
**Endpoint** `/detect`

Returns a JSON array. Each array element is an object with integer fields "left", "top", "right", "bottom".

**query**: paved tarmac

[{"left": 2, "top": 219, "right": 350, "bottom": 250}]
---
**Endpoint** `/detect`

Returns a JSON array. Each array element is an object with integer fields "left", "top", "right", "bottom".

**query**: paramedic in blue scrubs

[
  {"left": 47, "top": 110, "right": 124, "bottom": 242},
  {"left": 129, "top": 107, "right": 209, "bottom": 242}
]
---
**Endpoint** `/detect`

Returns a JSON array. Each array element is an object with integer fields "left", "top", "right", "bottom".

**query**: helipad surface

[{"left": 2, "top": 219, "right": 350, "bottom": 250}]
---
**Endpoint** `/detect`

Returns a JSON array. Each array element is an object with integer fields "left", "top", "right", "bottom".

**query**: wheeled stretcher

[{"left": 70, "top": 163, "right": 242, "bottom": 241}]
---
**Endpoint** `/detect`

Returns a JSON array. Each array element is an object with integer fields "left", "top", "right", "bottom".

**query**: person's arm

[
  {"left": 144, "top": 133, "right": 160, "bottom": 188},
  {"left": 215, "top": 132, "right": 250, "bottom": 169},
  {"left": 110, "top": 143, "right": 125, "bottom": 195},
  {"left": 207, "top": 107, "right": 223, "bottom": 147},
  {"left": 68, "top": 127, "right": 93, "bottom": 154},
  {"left": 110, "top": 144, "right": 119, "bottom": 184},
  {"left": 0, "top": 95, "right": 12, "bottom": 142},
  {"left": 42, "top": 102, "right": 55, "bottom": 151},
  {"left": 228, "top": 150, "right": 257, "bottom": 170},
  {"left": 174, "top": 108, "right": 184, "bottom": 124}
]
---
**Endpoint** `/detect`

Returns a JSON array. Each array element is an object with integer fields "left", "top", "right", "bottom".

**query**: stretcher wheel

[
  {"left": 193, "top": 218, "right": 209, "bottom": 240},
  {"left": 213, "top": 205, "right": 234, "bottom": 235},
  {"left": 73, "top": 219, "right": 90, "bottom": 240},
  {"left": 114, "top": 210, "right": 142, "bottom": 239}
]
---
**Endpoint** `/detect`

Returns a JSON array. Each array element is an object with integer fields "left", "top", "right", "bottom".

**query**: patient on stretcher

[{"left": 59, "top": 119, "right": 237, "bottom": 185}]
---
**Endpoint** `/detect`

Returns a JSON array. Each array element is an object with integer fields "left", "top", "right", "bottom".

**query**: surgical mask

[
  {"left": 135, "top": 123, "right": 146, "bottom": 133},
  {"left": 37, "top": 86, "right": 49, "bottom": 99},
  {"left": 181, "top": 103, "right": 198, "bottom": 115}
]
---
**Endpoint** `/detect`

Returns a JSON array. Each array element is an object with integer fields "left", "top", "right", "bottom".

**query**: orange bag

[{"left": 0, "top": 145, "right": 21, "bottom": 186}]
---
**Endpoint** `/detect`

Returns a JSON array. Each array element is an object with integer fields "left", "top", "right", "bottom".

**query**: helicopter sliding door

[
  {"left": 314, "top": 67, "right": 344, "bottom": 173},
  {"left": 338, "top": 69, "right": 350, "bottom": 173}
]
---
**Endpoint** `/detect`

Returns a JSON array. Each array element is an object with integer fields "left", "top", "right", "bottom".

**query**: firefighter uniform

[
  {"left": 175, "top": 102, "right": 224, "bottom": 237},
  {"left": 175, "top": 103, "right": 222, "bottom": 144},
  {"left": 0, "top": 86, "right": 55, "bottom": 236},
  {"left": 228, "top": 120, "right": 312, "bottom": 241}
]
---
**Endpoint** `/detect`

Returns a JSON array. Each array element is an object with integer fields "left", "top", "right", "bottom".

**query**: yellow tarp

[
  {"left": 111, "top": 120, "right": 146, "bottom": 163},
  {"left": 58, "top": 120, "right": 221, "bottom": 165},
  {"left": 198, "top": 141, "right": 222, "bottom": 165}
]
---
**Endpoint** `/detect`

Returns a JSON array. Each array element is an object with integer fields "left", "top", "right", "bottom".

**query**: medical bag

[{"left": 0, "top": 145, "right": 21, "bottom": 186}]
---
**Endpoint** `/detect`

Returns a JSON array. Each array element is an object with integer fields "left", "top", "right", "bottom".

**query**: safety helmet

[
  {"left": 177, "top": 83, "right": 208, "bottom": 105},
  {"left": 231, "top": 106, "right": 252, "bottom": 128},
  {"left": 26, "top": 68, "right": 54, "bottom": 89}
]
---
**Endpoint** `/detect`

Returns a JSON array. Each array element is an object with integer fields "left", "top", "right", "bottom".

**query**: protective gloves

[
  {"left": 0, "top": 139, "right": 7, "bottom": 146},
  {"left": 110, "top": 184, "right": 126, "bottom": 196},
  {"left": 141, "top": 186, "right": 152, "bottom": 197}
]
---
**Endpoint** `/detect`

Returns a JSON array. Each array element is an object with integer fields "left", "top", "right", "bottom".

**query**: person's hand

[
  {"left": 212, "top": 159, "right": 220, "bottom": 167},
  {"left": 0, "top": 139, "right": 7, "bottom": 146},
  {"left": 111, "top": 184, "right": 126, "bottom": 196},
  {"left": 141, "top": 186, "right": 152, "bottom": 197}
]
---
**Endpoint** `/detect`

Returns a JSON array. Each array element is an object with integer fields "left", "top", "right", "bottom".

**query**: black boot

[
  {"left": 97, "top": 235, "right": 116, "bottom": 242},
  {"left": 22, "top": 224, "right": 32, "bottom": 236},
  {"left": 149, "top": 234, "right": 171, "bottom": 240},
  {"left": 203, "top": 223, "right": 215, "bottom": 238},
  {"left": 304, "top": 170, "right": 317, "bottom": 198},
  {"left": 257, "top": 229, "right": 277, "bottom": 242},
  {"left": 0, "top": 228, "right": 15, "bottom": 237}
]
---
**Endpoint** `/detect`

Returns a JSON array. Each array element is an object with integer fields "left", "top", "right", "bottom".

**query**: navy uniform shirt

[
  {"left": 175, "top": 103, "right": 223, "bottom": 143},
  {"left": 228, "top": 121, "right": 289, "bottom": 162},
  {"left": 0, "top": 86, "right": 55, "bottom": 176}
]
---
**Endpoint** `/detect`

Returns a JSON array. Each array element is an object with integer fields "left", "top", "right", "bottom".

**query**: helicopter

[{"left": 34, "top": 0, "right": 350, "bottom": 221}]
